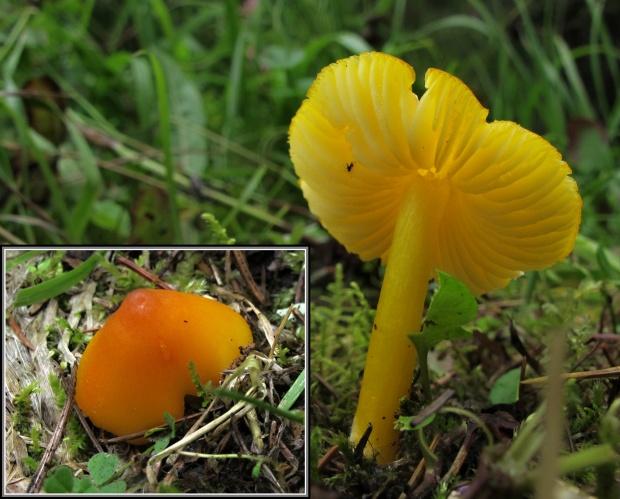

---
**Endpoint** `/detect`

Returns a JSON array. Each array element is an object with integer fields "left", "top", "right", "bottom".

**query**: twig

[
  {"left": 509, "top": 321, "right": 543, "bottom": 375},
  {"left": 317, "top": 445, "right": 340, "bottom": 472},
  {"left": 520, "top": 366, "right": 620, "bottom": 385},
  {"left": 572, "top": 334, "right": 620, "bottom": 371},
  {"left": 441, "top": 422, "right": 479, "bottom": 483},
  {"left": 269, "top": 304, "right": 294, "bottom": 359},
  {"left": 26, "top": 372, "right": 77, "bottom": 493},
  {"left": 233, "top": 250, "right": 268, "bottom": 306},
  {"left": 295, "top": 267, "right": 305, "bottom": 304},
  {"left": 146, "top": 396, "right": 255, "bottom": 485},
  {"left": 409, "top": 389, "right": 455, "bottom": 427},
  {"left": 6, "top": 310, "right": 35, "bottom": 350},
  {"left": 116, "top": 256, "right": 173, "bottom": 290},
  {"left": 312, "top": 372, "right": 340, "bottom": 398},
  {"left": 73, "top": 405, "right": 104, "bottom": 453},
  {"left": 101, "top": 412, "right": 202, "bottom": 444},
  {"left": 399, "top": 433, "right": 441, "bottom": 499}
]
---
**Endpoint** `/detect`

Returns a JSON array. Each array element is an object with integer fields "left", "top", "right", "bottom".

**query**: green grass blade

[
  {"left": 222, "top": 164, "right": 268, "bottom": 227},
  {"left": 0, "top": 6, "right": 35, "bottom": 65},
  {"left": 150, "top": 0, "right": 175, "bottom": 42},
  {"left": 13, "top": 252, "right": 103, "bottom": 307},
  {"left": 278, "top": 368, "right": 305, "bottom": 412},
  {"left": 553, "top": 35, "right": 594, "bottom": 118},
  {"left": 65, "top": 113, "right": 103, "bottom": 242},
  {"left": 141, "top": 50, "right": 182, "bottom": 243},
  {"left": 1, "top": 102, "right": 70, "bottom": 232},
  {"left": 6, "top": 250, "right": 50, "bottom": 271},
  {"left": 213, "top": 388, "right": 304, "bottom": 424}
]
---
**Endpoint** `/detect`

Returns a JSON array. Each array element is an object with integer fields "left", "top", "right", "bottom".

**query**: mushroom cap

[
  {"left": 289, "top": 52, "right": 582, "bottom": 295},
  {"left": 75, "top": 289, "right": 253, "bottom": 443}
]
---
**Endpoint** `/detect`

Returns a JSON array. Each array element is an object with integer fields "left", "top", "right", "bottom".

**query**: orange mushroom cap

[{"left": 75, "top": 288, "right": 253, "bottom": 444}]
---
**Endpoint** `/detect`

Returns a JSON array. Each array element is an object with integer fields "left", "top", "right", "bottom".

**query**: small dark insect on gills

[{"left": 346, "top": 162, "right": 354, "bottom": 172}]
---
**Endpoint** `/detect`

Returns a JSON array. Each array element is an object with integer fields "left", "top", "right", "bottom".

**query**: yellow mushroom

[{"left": 289, "top": 52, "right": 581, "bottom": 463}]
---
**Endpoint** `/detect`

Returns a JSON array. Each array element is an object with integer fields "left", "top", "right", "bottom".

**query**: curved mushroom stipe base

[{"left": 350, "top": 179, "right": 450, "bottom": 463}]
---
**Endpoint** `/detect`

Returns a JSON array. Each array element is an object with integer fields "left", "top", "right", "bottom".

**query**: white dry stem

[
  {"left": 146, "top": 351, "right": 275, "bottom": 486},
  {"left": 146, "top": 389, "right": 256, "bottom": 485}
]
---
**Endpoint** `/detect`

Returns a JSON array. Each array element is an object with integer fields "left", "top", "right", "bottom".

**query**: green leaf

[
  {"left": 412, "top": 325, "right": 472, "bottom": 351},
  {"left": 332, "top": 32, "right": 374, "bottom": 54},
  {"left": 90, "top": 199, "right": 130, "bottom": 239},
  {"left": 98, "top": 480, "right": 127, "bottom": 493},
  {"left": 408, "top": 271, "right": 478, "bottom": 351},
  {"left": 489, "top": 368, "right": 521, "bottom": 405},
  {"left": 425, "top": 271, "right": 479, "bottom": 329},
  {"left": 251, "top": 460, "right": 263, "bottom": 478},
  {"left": 13, "top": 252, "right": 102, "bottom": 307},
  {"left": 152, "top": 433, "right": 172, "bottom": 453},
  {"left": 408, "top": 271, "right": 478, "bottom": 400},
  {"left": 43, "top": 465, "right": 75, "bottom": 493},
  {"left": 75, "top": 477, "right": 97, "bottom": 493},
  {"left": 163, "top": 411, "right": 177, "bottom": 438},
  {"left": 156, "top": 49, "right": 207, "bottom": 177},
  {"left": 131, "top": 55, "right": 155, "bottom": 130},
  {"left": 396, "top": 413, "right": 436, "bottom": 431},
  {"left": 88, "top": 453, "right": 119, "bottom": 486},
  {"left": 258, "top": 45, "right": 305, "bottom": 70},
  {"left": 596, "top": 243, "right": 620, "bottom": 278}
]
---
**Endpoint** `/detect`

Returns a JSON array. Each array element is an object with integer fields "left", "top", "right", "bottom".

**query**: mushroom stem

[{"left": 350, "top": 177, "right": 450, "bottom": 464}]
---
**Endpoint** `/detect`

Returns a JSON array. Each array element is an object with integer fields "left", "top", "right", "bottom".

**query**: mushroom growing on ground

[
  {"left": 289, "top": 52, "right": 581, "bottom": 464},
  {"left": 75, "top": 288, "right": 253, "bottom": 443}
]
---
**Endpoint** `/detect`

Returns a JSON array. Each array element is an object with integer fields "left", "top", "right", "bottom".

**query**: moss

[{"left": 12, "top": 382, "right": 42, "bottom": 435}]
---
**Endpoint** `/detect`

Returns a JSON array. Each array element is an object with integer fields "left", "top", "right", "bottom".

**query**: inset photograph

[{"left": 5, "top": 247, "right": 306, "bottom": 494}]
